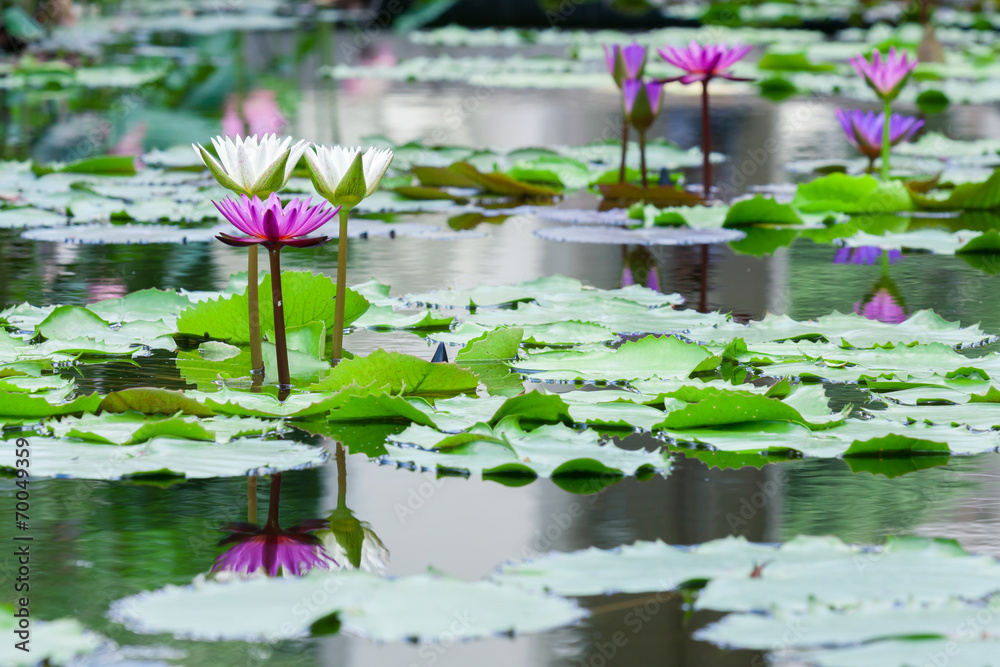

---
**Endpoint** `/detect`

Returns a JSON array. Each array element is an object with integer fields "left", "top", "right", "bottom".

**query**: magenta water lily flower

[
  {"left": 214, "top": 193, "right": 338, "bottom": 390},
  {"left": 835, "top": 109, "right": 924, "bottom": 168},
  {"left": 848, "top": 48, "right": 919, "bottom": 180},
  {"left": 212, "top": 474, "right": 336, "bottom": 579},
  {"left": 657, "top": 41, "right": 753, "bottom": 84},
  {"left": 603, "top": 42, "right": 647, "bottom": 87},
  {"left": 656, "top": 42, "right": 752, "bottom": 199},
  {"left": 850, "top": 47, "right": 918, "bottom": 103},
  {"left": 214, "top": 193, "right": 338, "bottom": 250}
]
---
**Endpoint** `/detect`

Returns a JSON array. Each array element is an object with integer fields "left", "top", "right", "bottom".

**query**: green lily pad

[
  {"left": 384, "top": 420, "right": 667, "bottom": 483},
  {"left": 109, "top": 570, "right": 583, "bottom": 643},
  {"left": 0, "top": 436, "right": 327, "bottom": 480},
  {"left": 311, "top": 349, "right": 478, "bottom": 397},
  {"left": 512, "top": 335, "right": 712, "bottom": 382},
  {"left": 176, "top": 271, "right": 370, "bottom": 344},
  {"left": 792, "top": 174, "right": 913, "bottom": 214}
]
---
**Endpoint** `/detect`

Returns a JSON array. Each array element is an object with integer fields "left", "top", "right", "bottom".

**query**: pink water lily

[
  {"left": 212, "top": 473, "right": 336, "bottom": 578},
  {"left": 214, "top": 193, "right": 338, "bottom": 250},
  {"left": 855, "top": 289, "right": 907, "bottom": 324},
  {"left": 835, "top": 109, "right": 924, "bottom": 167},
  {"left": 603, "top": 42, "right": 647, "bottom": 87},
  {"left": 850, "top": 47, "right": 918, "bottom": 102},
  {"left": 657, "top": 41, "right": 753, "bottom": 84}
]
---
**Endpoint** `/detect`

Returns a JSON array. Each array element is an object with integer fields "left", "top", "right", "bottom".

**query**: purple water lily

[
  {"left": 849, "top": 48, "right": 919, "bottom": 180},
  {"left": 604, "top": 43, "right": 648, "bottom": 185},
  {"left": 849, "top": 47, "right": 918, "bottom": 103},
  {"left": 214, "top": 193, "right": 338, "bottom": 251},
  {"left": 834, "top": 246, "right": 904, "bottom": 265},
  {"left": 657, "top": 42, "right": 753, "bottom": 198},
  {"left": 835, "top": 109, "right": 924, "bottom": 168},
  {"left": 854, "top": 289, "right": 907, "bottom": 324},
  {"left": 657, "top": 41, "right": 753, "bottom": 84},
  {"left": 211, "top": 473, "right": 336, "bottom": 579},
  {"left": 622, "top": 79, "right": 663, "bottom": 188},
  {"left": 603, "top": 43, "right": 647, "bottom": 87},
  {"left": 214, "top": 193, "right": 338, "bottom": 390}
]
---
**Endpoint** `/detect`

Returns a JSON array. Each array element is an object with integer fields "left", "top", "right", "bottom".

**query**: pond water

[{"left": 3, "top": 20, "right": 1000, "bottom": 667}]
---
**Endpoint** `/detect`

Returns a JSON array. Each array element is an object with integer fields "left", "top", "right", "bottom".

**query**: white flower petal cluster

[
  {"left": 304, "top": 145, "right": 394, "bottom": 208},
  {"left": 193, "top": 134, "right": 307, "bottom": 197}
]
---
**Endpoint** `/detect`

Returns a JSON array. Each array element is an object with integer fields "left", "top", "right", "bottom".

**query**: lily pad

[
  {"left": 0, "top": 436, "right": 327, "bottom": 480},
  {"left": 109, "top": 570, "right": 583, "bottom": 643}
]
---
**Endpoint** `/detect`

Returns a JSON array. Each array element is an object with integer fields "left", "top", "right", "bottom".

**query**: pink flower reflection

[
  {"left": 854, "top": 288, "right": 907, "bottom": 324},
  {"left": 221, "top": 90, "right": 287, "bottom": 138}
]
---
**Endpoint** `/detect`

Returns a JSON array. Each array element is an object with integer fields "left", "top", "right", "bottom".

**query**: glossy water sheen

[{"left": 2, "top": 28, "right": 1000, "bottom": 667}]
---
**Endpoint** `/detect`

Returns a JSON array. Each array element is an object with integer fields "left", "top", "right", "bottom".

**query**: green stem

[
  {"left": 880, "top": 99, "right": 892, "bottom": 181},
  {"left": 247, "top": 477, "right": 257, "bottom": 524},
  {"left": 264, "top": 473, "right": 281, "bottom": 531},
  {"left": 619, "top": 115, "right": 629, "bottom": 184},
  {"left": 336, "top": 443, "right": 347, "bottom": 509},
  {"left": 267, "top": 248, "right": 290, "bottom": 389},
  {"left": 332, "top": 208, "right": 350, "bottom": 362},
  {"left": 639, "top": 129, "right": 648, "bottom": 189},
  {"left": 248, "top": 246, "right": 263, "bottom": 375}
]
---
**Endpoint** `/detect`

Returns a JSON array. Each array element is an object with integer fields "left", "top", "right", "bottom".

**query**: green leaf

[
  {"left": 456, "top": 327, "right": 523, "bottom": 361},
  {"left": 384, "top": 421, "right": 667, "bottom": 483},
  {"left": 654, "top": 387, "right": 810, "bottom": 429},
  {"left": 1, "top": 436, "right": 327, "bottom": 480},
  {"left": 0, "top": 390, "right": 100, "bottom": 418},
  {"left": 910, "top": 169, "right": 1000, "bottom": 211},
  {"left": 448, "top": 162, "right": 559, "bottom": 197},
  {"left": 0, "top": 612, "right": 101, "bottom": 667},
  {"left": 513, "top": 335, "right": 712, "bottom": 382},
  {"left": 108, "top": 570, "right": 583, "bottom": 643},
  {"left": 311, "top": 349, "right": 478, "bottom": 397},
  {"left": 488, "top": 392, "right": 574, "bottom": 428},
  {"left": 792, "top": 174, "right": 913, "bottom": 214},
  {"left": 723, "top": 196, "right": 804, "bottom": 226},
  {"left": 99, "top": 388, "right": 216, "bottom": 417},
  {"left": 33, "top": 155, "right": 137, "bottom": 177},
  {"left": 176, "top": 271, "right": 370, "bottom": 343}
]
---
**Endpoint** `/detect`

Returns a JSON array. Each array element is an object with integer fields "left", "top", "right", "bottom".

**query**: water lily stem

[
  {"left": 265, "top": 473, "right": 281, "bottom": 531},
  {"left": 336, "top": 443, "right": 347, "bottom": 508},
  {"left": 332, "top": 207, "right": 350, "bottom": 362},
  {"left": 639, "top": 130, "right": 648, "bottom": 189},
  {"left": 267, "top": 248, "right": 291, "bottom": 389},
  {"left": 619, "top": 115, "right": 629, "bottom": 183},
  {"left": 247, "top": 477, "right": 257, "bottom": 524},
  {"left": 701, "top": 81, "right": 712, "bottom": 199},
  {"left": 881, "top": 99, "right": 892, "bottom": 181},
  {"left": 248, "top": 246, "right": 264, "bottom": 375}
]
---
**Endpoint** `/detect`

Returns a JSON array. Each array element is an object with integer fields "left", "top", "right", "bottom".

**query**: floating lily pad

[
  {"left": 513, "top": 335, "right": 713, "bottom": 382},
  {"left": 109, "top": 570, "right": 584, "bottom": 643},
  {"left": 535, "top": 225, "right": 746, "bottom": 246},
  {"left": 384, "top": 420, "right": 668, "bottom": 484},
  {"left": 0, "top": 436, "right": 327, "bottom": 480},
  {"left": 0, "top": 610, "right": 102, "bottom": 667}
]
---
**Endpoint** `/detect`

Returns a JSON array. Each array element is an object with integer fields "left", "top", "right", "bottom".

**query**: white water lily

[
  {"left": 192, "top": 134, "right": 307, "bottom": 198},
  {"left": 303, "top": 145, "right": 393, "bottom": 209}
]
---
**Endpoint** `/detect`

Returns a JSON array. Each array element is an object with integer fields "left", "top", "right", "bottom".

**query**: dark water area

[{"left": 2, "top": 24, "right": 1000, "bottom": 667}]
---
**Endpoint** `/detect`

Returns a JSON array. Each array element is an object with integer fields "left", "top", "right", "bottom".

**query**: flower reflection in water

[
  {"left": 621, "top": 246, "right": 661, "bottom": 292},
  {"left": 833, "top": 246, "right": 903, "bottom": 266},
  {"left": 317, "top": 444, "right": 389, "bottom": 575},
  {"left": 222, "top": 89, "right": 287, "bottom": 138},
  {"left": 211, "top": 473, "right": 336, "bottom": 579},
  {"left": 854, "top": 287, "right": 907, "bottom": 324}
]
